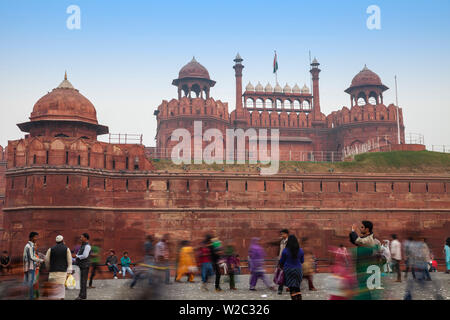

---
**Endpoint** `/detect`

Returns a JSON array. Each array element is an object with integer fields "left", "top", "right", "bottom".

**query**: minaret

[
  {"left": 233, "top": 53, "right": 246, "bottom": 125},
  {"left": 310, "top": 58, "right": 323, "bottom": 123}
]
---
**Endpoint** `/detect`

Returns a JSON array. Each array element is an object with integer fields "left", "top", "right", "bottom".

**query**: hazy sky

[{"left": 1, "top": 0, "right": 449, "bottom": 150}]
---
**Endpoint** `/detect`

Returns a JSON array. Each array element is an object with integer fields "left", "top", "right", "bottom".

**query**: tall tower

[
  {"left": 310, "top": 57, "right": 323, "bottom": 123},
  {"left": 233, "top": 53, "right": 246, "bottom": 125}
]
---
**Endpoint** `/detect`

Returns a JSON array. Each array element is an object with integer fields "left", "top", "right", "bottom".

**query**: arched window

[
  {"left": 357, "top": 92, "right": 367, "bottom": 106},
  {"left": 293, "top": 100, "right": 301, "bottom": 109},
  {"left": 368, "top": 92, "right": 378, "bottom": 105},
  {"left": 246, "top": 98, "right": 254, "bottom": 108},
  {"left": 276, "top": 99, "right": 283, "bottom": 109},
  {"left": 191, "top": 84, "right": 201, "bottom": 98},
  {"left": 302, "top": 100, "right": 310, "bottom": 110},
  {"left": 284, "top": 100, "right": 291, "bottom": 109},
  {"left": 255, "top": 98, "right": 264, "bottom": 108},
  {"left": 357, "top": 97, "right": 366, "bottom": 106},
  {"left": 265, "top": 99, "right": 273, "bottom": 108}
]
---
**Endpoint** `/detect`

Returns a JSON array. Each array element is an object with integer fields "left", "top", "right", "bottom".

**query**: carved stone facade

[{"left": 155, "top": 56, "right": 405, "bottom": 161}]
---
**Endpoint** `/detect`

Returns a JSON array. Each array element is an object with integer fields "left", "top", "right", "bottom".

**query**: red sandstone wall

[{"left": 3, "top": 170, "right": 450, "bottom": 268}]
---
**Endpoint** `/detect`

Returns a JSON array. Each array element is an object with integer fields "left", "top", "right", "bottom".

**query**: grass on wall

[{"left": 151, "top": 151, "right": 450, "bottom": 174}]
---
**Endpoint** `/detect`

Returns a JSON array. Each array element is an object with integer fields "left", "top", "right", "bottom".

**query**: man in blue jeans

[
  {"left": 23, "top": 231, "right": 44, "bottom": 300},
  {"left": 155, "top": 234, "right": 171, "bottom": 284},
  {"left": 105, "top": 250, "right": 119, "bottom": 279}
]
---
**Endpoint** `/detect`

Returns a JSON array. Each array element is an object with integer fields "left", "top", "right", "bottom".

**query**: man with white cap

[{"left": 44, "top": 235, "right": 72, "bottom": 300}]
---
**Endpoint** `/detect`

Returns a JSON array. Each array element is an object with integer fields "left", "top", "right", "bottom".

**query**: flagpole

[
  {"left": 395, "top": 75, "right": 401, "bottom": 144},
  {"left": 274, "top": 50, "right": 278, "bottom": 84}
]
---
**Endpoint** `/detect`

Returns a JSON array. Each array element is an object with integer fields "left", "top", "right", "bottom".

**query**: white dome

[
  {"left": 274, "top": 82, "right": 282, "bottom": 93},
  {"left": 292, "top": 83, "right": 301, "bottom": 94},
  {"left": 245, "top": 82, "right": 255, "bottom": 92},
  {"left": 255, "top": 82, "right": 264, "bottom": 92},
  {"left": 301, "top": 84, "right": 310, "bottom": 94},
  {"left": 283, "top": 83, "right": 291, "bottom": 93},
  {"left": 265, "top": 83, "right": 273, "bottom": 92}
]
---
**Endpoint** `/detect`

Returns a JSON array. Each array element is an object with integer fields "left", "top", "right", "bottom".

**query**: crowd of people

[{"left": 0, "top": 225, "right": 448, "bottom": 300}]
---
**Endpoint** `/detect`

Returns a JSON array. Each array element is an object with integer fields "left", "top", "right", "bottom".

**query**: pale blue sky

[{"left": 1, "top": 0, "right": 449, "bottom": 149}]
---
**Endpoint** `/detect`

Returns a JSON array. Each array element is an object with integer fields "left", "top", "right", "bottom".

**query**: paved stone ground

[{"left": 65, "top": 272, "right": 450, "bottom": 300}]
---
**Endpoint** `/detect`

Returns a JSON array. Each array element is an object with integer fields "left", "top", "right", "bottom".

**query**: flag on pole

[{"left": 273, "top": 51, "right": 278, "bottom": 73}]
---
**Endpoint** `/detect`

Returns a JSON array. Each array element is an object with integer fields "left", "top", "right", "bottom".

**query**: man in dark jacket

[
  {"left": 44, "top": 235, "right": 72, "bottom": 299},
  {"left": 106, "top": 250, "right": 119, "bottom": 279},
  {"left": 75, "top": 233, "right": 91, "bottom": 300}
]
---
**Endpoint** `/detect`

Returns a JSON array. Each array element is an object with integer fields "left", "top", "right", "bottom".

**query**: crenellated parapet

[
  {"left": 156, "top": 97, "right": 229, "bottom": 122},
  {"left": 7, "top": 135, "right": 153, "bottom": 171},
  {"left": 327, "top": 103, "right": 404, "bottom": 128}
]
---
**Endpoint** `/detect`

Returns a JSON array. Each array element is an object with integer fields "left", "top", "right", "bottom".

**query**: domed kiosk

[
  {"left": 345, "top": 65, "right": 389, "bottom": 106},
  {"left": 17, "top": 72, "right": 108, "bottom": 139},
  {"left": 172, "top": 57, "right": 216, "bottom": 99}
]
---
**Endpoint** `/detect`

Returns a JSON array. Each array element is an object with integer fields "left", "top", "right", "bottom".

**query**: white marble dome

[
  {"left": 301, "top": 84, "right": 310, "bottom": 94},
  {"left": 283, "top": 83, "right": 291, "bottom": 93},
  {"left": 245, "top": 82, "right": 255, "bottom": 92},
  {"left": 265, "top": 83, "right": 273, "bottom": 92},
  {"left": 255, "top": 82, "right": 264, "bottom": 92},
  {"left": 274, "top": 82, "right": 282, "bottom": 93},
  {"left": 292, "top": 83, "right": 301, "bottom": 94}
]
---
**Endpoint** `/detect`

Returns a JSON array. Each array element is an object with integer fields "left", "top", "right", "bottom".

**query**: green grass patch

[{"left": 151, "top": 151, "right": 450, "bottom": 174}]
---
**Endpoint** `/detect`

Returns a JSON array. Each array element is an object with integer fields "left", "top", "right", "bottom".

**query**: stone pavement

[{"left": 65, "top": 272, "right": 450, "bottom": 300}]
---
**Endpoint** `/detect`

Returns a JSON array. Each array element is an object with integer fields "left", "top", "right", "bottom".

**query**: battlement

[
  {"left": 6, "top": 136, "right": 154, "bottom": 171},
  {"left": 157, "top": 97, "right": 229, "bottom": 122},
  {"left": 327, "top": 103, "right": 404, "bottom": 128}
]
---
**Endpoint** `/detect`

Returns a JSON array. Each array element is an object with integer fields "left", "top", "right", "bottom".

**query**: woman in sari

[{"left": 175, "top": 240, "right": 197, "bottom": 282}]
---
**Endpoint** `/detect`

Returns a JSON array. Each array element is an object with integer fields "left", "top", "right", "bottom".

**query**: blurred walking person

[
  {"left": 44, "top": 235, "right": 72, "bottom": 299},
  {"left": 390, "top": 234, "right": 402, "bottom": 282},
  {"left": 88, "top": 240, "right": 101, "bottom": 288},
  {"left": 198, "top": 235, "right": 214, "bottom": 291},
  {"left": 144, "top": 235, "right": 155, "bottom": 265},
  {"left": 445, "top": 238, "right": 450, "bottom": 274},
  {"left": 326, "top": 246, "right": 357, "bottom": 300},
  {"left": 210, "top": 231, "right": 223, "bottom": 292},
  {"left": 75, "top": 233, "right": 91, "bottom": 300},
  {"left": 224, "top": 241, "right": 238, "bottom": 290},
  {"left": 335, "top": 244, "right": 350, "bottom": 266},
  {"left": 23, "top": 231, "right": 44, "bottom": 300},
  {"left": 279, "top": 235, "right": 304, "bottom": 300},
  {"left": 381, "top": 240, "right": 392, "bottom": 274},
  {"left": 248, "top": 237, "right": 275, "bottom": 291},
  {"left": 277, "top": 229, "right": 289, "bottom": 294},
  {"left": 404, "top": 237, "right": 416, "bottom": 280},
  {"left": 155, "top": 234, "right": 171, "bottom": 284},
  {"left": 404, "top": 233, "right": 443, "bottom": 300},
  {"left": 301, "top": 238, "right": 317, "bottom": 291},
  {"left": 175, "top": 241, "right": 197, "bottom": 283}
]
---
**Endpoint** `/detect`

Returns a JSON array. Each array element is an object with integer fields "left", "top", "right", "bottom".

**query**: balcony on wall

[{"left": 100, "top": 133, "right": 143, "bottom": 145}]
